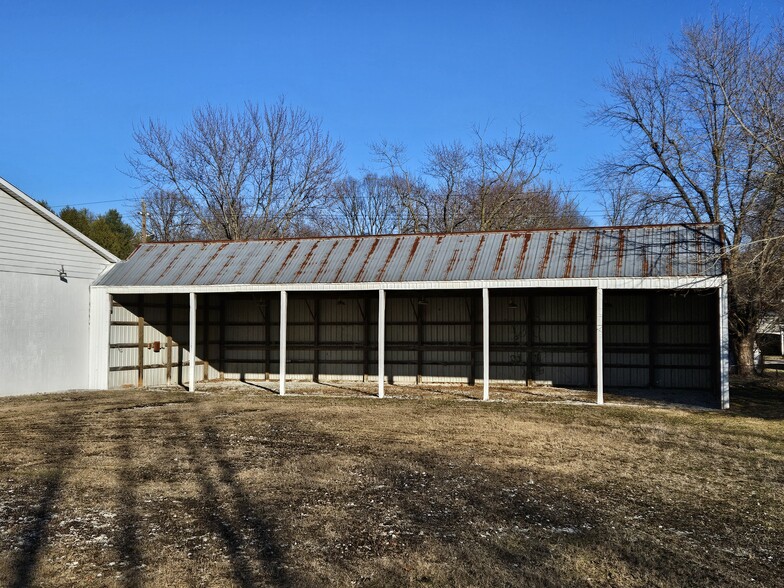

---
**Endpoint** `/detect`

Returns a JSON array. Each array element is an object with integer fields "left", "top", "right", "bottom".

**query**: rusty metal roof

[{"left": 94, "top": 224, "right": 724, "bottom": 288}]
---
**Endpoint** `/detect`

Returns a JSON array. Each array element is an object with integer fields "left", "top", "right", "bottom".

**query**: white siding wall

[
  {"left": 0, "top": 195, "right": 109, "bottom": 279},
  {"left": 0, "top": 193, "right": 113, "bottom": 395}
]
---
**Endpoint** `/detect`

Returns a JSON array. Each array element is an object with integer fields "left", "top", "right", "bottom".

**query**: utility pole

[{"left": 140, "top": 200, "right": 148, "bottom": 243}]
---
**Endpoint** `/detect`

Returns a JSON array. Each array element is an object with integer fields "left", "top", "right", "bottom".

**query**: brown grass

[{"left": 0, "top": 379, "right": 782, "bottom": 587}]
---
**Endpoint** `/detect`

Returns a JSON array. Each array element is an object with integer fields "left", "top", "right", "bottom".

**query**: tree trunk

[{"left": 734, "top": 332, "right": 756, "bottom": 376}]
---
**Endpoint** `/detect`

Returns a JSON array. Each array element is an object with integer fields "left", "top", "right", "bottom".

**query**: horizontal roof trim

[
  {"left": 95, "top": 224, "right": 724, "bottom": 289},
  {"left": 95, "top": 275, "right": 726, "bottom": 295}
]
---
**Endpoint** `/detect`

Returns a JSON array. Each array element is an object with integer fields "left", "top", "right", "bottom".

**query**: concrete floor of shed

[{"left": 148, "top": 380, "right": 720, "bottom": 410}]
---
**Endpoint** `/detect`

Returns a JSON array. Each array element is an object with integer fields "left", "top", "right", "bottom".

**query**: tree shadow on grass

[
  {"left": 726, "top": 376, "right": 784, "bottom": 420},
  {"left": 115, "top": 416, "right": 143, "bottom": 588},
  {"left": 203, "top": 421, "right": 289, "bottom": 586},
  {"left": 239, "top": 374, "right": 279, "bottom": 395},
  {"left": 9, "top": 411, "right": 82, "bottom": 588},
  {"left": 605, "top": 387, "right": 718, "bottom": 410},
  {"left": 313, "top": 381, "right": 378, "bottom": 398},
  {"left": 167, "top": 409, "right": 290, "bottom": 587},
  {"left": 260, "top": 421, "right": 761, "bottom": 587},
  {"left": 77, "top": 397, "right": 777, "bottom": 587}
]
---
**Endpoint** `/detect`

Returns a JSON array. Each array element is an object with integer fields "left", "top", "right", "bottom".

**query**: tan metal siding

[{"left": 604, "top": 291, "right": 714, "bottom": 390}]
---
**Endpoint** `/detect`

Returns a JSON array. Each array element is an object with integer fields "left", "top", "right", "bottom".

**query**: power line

[
  {"left": 47, "top": 186, "right": 610, "bottom": 211},
  {"left": 50, "top": 198, "right": 128, "bottom": 210}
]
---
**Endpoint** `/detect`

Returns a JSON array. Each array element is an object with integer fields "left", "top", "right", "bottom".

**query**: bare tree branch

[
  {"left": 592, "top": 11, "right": 784, "bottom": 373},
  {"left": 128, "top": 99, "right": 343, "bottom": 239}
]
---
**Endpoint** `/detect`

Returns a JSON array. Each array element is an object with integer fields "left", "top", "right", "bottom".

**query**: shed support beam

[
  {"left": 596, "top": 287, "right": 604, "bottom": 405},
  {"left": 363, "top": 296, "right": 370, "bottom": 382},
  {"left": 482, "top": 287, "right": 490, "bottom": 401},
  {"left": 218, "top": 297, "right": 225, "bottom": 380},
  {"left": 526, "top": 295, "right": 534, "bottom": 385},
  {"left": 718, "top": 280, "right": 730, "bottom": 409},
  {"left": 265, "top": 297, "right": 272, "bottom": 380},
  {"left": 647, "top": 292, "right": 656, "bottom": 389},
  {"left": 280, "top": 290, "right": 288, "bottom": 396},
  {"left": 313, "top": 297, "right": 320, "bottom": 383},
  {"left": 188, "top": 292, "right": 197, "bottom": 393},
  {"left": 469, "top": 293, "right": 477, "bottom": 386},
  {"left": 88, "top": 288, "right": 112, "bottom": 390},
  {"left": 166, "top": 294, "right": 173, "bottom": 385},
  {"left": 202, "top": 294, "right": 210, "bottom": 381},
  {"left": 137, "top": 295, "right": 145, "bottom": 388},
  {"left": 378, "top": 289, "right": 386, "bottom": 398},
  {"left": 416, "top": 298, "right": 424, "bottom": 384}
]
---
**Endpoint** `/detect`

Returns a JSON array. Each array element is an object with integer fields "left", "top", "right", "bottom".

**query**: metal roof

[{"left": 94, "top": 224, "right": 724, "bottom": 288}]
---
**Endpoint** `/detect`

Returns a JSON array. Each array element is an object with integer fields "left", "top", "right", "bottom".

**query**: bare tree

[
  {"left": 596, "top": 175, "right": 680, "bottom": 225},
  {"left": 472, "top": 181, "right": 587, "bottom": 230},
  {"left": 424, "top": 141, "right": 473, "bottom": 232},
  {"left": 314, "top": 174, "right": 403, "bottom": 236},
  {"left": 130, "top": 189, "right": 200, "bottom": 242},
  {"left": 372, "top": 120, "right": 583, "bottom": 233},
  {"left": 128, "top": 99, "right": 343, "bottom": 240},
  {"left": 467, "top": 120, "right": 558, "bottom": 230},
  {"left": 592, "top": 13, "right": 784, "bottom": 373},
  {"left": 370, "top": 140, "right": 432, "bottom": 233}
]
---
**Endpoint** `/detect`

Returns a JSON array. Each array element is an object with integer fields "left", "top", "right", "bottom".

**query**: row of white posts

[{"left": 185, "top": 288, "right": 608, "bottom": 403}]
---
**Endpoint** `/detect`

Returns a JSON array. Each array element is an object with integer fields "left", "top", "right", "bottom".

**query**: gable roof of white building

[{"left": 0, "top": 176, "right": 119, "bottom": 263}]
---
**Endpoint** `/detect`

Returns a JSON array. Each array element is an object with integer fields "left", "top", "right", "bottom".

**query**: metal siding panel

[
  {"left": 319, "top": 239, "right": 356, "bottom": 283},
  {"left": 383, "top": 237, "right": 413, "bottom": 282},
  {"left": 594, "top": 230, "right": 617, "bottom": 277},
  {"left": 541, "top": 232, "right": 567, "bottom": 279},
  {"left": 565, "top": 231, "right": 589, "bottom": 279},
  {"left": 518, "top": 232, "right": 544, "bottom": 279},
  {"left": 398, "top": 236, "right": 427, "bottom": 282},
  {"left": 423, "top": 296, "right": 472, "bottom": 383}
]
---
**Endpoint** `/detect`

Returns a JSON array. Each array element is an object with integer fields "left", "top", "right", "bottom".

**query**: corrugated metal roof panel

[{"left": 95, "top": 224, "right": 724, "bottom": 288}]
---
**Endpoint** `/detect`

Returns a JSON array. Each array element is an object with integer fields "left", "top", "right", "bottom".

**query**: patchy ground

[{"left": 0, "top": 380, "right": 782, "bottom": 587}]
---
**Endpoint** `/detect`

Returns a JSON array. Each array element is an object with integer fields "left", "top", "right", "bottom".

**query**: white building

[{"left": 0, "top": 177, "right": 118, "bottom": 395}]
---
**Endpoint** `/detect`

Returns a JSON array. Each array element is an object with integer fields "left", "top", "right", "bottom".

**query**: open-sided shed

[{"left": 88, "top": 223, "right": 729, "bottom": 407}]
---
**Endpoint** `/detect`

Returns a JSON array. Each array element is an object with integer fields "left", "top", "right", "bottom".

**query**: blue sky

[{"left": 0, "top": 0, "right": 778, "bottom": 223}]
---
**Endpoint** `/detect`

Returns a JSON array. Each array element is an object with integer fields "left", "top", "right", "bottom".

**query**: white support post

[
  {"left": 378, "top": 289, "right": 386, "bottom": 398},
  {"left": 482, "top": 288, "right": 490, "bottom": 401},
  {"left": 719, "top": 279, "right": 730, "bottom": 409},
  {"left": 780, "top": 325, "right": 783, "bottom": 357},
  {"left": 88, "top": 287, "right": 112, "bottom": 390},
  {"left": 279, "top": 290, "right": 288, "bottom": 396},
  {"left": 596, "top": 287, "right": 604, "bottom": 405},
  {"left": 189, "top": 292, "right": 197, "bottom": 393}
]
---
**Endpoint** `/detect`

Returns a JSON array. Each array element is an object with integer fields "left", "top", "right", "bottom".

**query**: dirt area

[{"left": 0, "top": 379, "right": 781, "bottom": 587}]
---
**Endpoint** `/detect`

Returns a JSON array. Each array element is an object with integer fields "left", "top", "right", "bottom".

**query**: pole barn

[{"left": 88, "top": 224, "right": 730, "bottom": 408}]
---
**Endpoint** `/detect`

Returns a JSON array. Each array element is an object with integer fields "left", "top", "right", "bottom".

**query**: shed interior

[{"left": 108, "top": 288, "right": 719, "bottom": 400}]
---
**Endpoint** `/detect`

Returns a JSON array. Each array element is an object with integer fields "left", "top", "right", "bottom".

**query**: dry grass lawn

[{"left": 0, "top": 379, "right": 782, "bottom": 587}]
